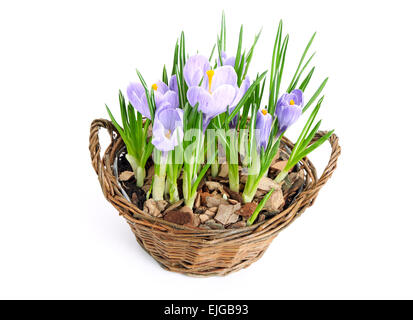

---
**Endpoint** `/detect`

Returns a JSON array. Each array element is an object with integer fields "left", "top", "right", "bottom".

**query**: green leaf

[
  {"left": 234, "top": 25, "right": 243, "bottom": 73},
  {"left": 294, "top": 130, "right": 334, "bottom": 163},
  {"left": 209, "top": 43, "right": 216, "bottom": 62},
  {"left": 299, "top": 66, "right": 315, "bottom": 92},
  {"left": 247, "top": 188, "right": 275, "bottom": 226},
  {"left": 289, "top": 96, "right": 323, "bottom": 161},
  {"left": 287, "top": 32, "right": 316, "bottom": 92},
  {"left": 302, "top": 77, "right": 328, "bottom": 113},
  {"left": 288, "top": 51, "right": 316, "bottom": 92},
  {"left": 227, "top": 71, "right": 267, "bottom": 123},
  {"left": 162, "top": 65, "right": 168, "bottom": 84}
]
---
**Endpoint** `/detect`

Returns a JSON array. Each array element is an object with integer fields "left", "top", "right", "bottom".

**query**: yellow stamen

[
  {"left": 206, "top": 69, "right": 214, "bottom": 93},
  {"left": 152, "top": 83, "right": 158, "bottom": 91},
  {"left": 289, "top": 99, "right": 295, "bottom": 105},
  {"left": 262, "top": 109, "right": 268, "bottom": 115},
  {"left": 165, "top": 129, "right": 171, "bottom": 139}
]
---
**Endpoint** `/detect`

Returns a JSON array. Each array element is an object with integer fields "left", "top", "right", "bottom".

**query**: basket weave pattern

[{"left": 89, "top": 119, "right": 341, "bottom": 276}]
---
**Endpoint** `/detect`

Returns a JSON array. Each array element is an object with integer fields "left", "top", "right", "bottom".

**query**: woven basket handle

[
  {"left": 308, "top": 131, "right": 341, "bottom": 201},
  {"left": 89, "top": 119, "right": 122, "bottom": 201},
  {"left": 89, "top": 119, "right": 116, "bottom": 175}
]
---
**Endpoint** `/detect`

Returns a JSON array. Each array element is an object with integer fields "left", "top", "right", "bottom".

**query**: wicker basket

[{"left": 89, "top": 119, "right": 341, "bottom": 276}]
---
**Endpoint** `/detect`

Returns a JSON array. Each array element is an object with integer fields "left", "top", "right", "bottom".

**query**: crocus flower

[
  {"left": 127, "top": 80, "right": 179, "bottom": 119},
  {"left": 276, "top": 89, "right": 304, "bottom": 134},
  {"left": 255, "top": 108, "right": 273, "bottom": 152},
  {"left": 151, "top": 105, "right": 184, "bottom": 153},
  {"left": 185, "top": 55, "right": 241, "bottom": 130},
  {"left": 218, "top": 51, "right": 235, "bottom": 67}
]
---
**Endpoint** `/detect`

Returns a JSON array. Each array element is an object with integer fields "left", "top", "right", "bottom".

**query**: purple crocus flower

[
  {"left": 151, "top": 105, "right": 184, "bottom": 153},
  {"left": 218, "top": 51, "right": 235, "bottom": 67},
  {"left": 276, "top": 89, "right": 304, "bottom": 134},
  {"left": 127, "top": 80, "right": 179, "bottom": 119},
  {"left": 185, "top": 55, "right": 241, "bottom": 131},
  {"left": 255, "top": 108, "right": 273, "bottom": 152}
]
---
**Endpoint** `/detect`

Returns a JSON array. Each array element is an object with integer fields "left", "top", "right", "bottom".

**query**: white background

[{"left": 0, "top": 0, "right": 412, "bottom": 299}]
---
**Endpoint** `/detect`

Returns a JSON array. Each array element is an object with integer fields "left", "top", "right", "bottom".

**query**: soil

[
  {"left": 117, "top": 152, "right": 146, "bottom": 210},
  {"left": 116, "top": 141, "right": 306, "bottom": 228}
]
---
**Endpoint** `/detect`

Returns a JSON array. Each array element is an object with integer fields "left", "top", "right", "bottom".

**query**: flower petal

[
  {"left": 155, "top": 81, "right": 169, "bottom": 94},
  {"left": 127, "top": 82, "right": 151, "bottom": 119},
  {"left": 162, "top": 90, "right": 179, "bottom": 109},
  {"left": 256, "top": 109, "right": 273, "bottom": 151},
  {"left": 169, "top": 75, "right": 178, "bottom": 94},
  {"left": 212, "top": 84, "right": 237, "bottom": 115},
  {"left": 184, "top": 55, "right": 210, "bottom": 87},
  {"left": 187, "top": 86, "right": 215, "bottom": 113},
  {"left": 229, "top": 76, "right": 250, "bottom": 112},
  {"left": 209, "top": 66, "right": 237, "bottom": 92},
  {"left": 152, "top": 107, "right": 184, "bottom": 152}
]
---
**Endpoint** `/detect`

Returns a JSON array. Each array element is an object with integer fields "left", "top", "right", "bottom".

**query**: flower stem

[
  {"left": 135, "top": 166, "right": 146, "bottom": 188},
  {"left": 185, "top": 192, "right": 197, "bottom": 208},
  {"left": 153, "top": 173, "right": 166, "bottom": 200},
  {"left": 228, "top": 164, "right": 239, "bottom": 193},
  {"left": 125, "top": 154, "right": 146, "bottom": 187},
  {"left": 274, "top": 169, "right": 288, "bottom": 184},
  {"left": 169, "top": 181, "right": 180, "bottom": 203},
  {"left": 211, "top": 163, "right": 219, "bottom": 177},
  {"left": 242, "top": 179, "right": 259, "bottom": 203}
]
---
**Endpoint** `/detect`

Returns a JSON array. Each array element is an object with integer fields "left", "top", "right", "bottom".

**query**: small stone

[
  {"left": 208, "top": 207, "right": 218, "bottom": 213},
  {"left": 228, "top": 221, "right": 247, "bottom": 229},
  {"left": 143, "top": 199, "right": 162, "bottom": 218},
  {"left": 180, "top": 206, "right": 193, "bottom": 214},
  {"left": 240, "top": 175, "right": 276, "bottom": 192},
  {"left": 205, "top": 220, "right": 225, "bottom": 230},
  {"left": 205, "top": 181, "right": 225, "bottom": 193},
  {"left": 205, "top": 196, "right": 229, "bottom": 208},
  {"left": 270, "top": 160, "right": 288, "bottom": 172},
  {"left": 214, "top": 204, "right": 240, "bottom": 225},
  {"left": 199, "top": 214, "right": 210, "bottom": 223},
  {"left": 223, "top": 186, "right": 243, "bottom": 203},
  {"left": 254, "top": 190, "right": 267, "bottom": 198},
  {"left": 163, "top": 199, "right": 184, "bottom": 214},
  {"left": 163, "top": 210, "right": 193, "bottom": 225},
  {"left": 204, "top": 210, "right": 216, "bottom": 218},
  {"left": 236, "top": 202, "right": 258, "bottom": 218},
  {"left": 156, "top": 200, "right": 169, "bottom": 212},
  {"left": 218, "top": 163, "right": 229, "bottom": 178},
  {"left": 228, "top": 198, "right": 238, "bottom": 205},
  {"left": 194, "top": 192, "right": 201, "bottom": 208},
  {"left": 263, "top": 185, "right": 284, "bottom": 212},
  {"left": 119, "top": 171, "right": 135, "bottom": 181},
  {"left": 257, "top": 177, "right": 277, "bottom": 192},
  {"left": 192, "top": 214, "right": 201, "bottom": 227}
]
